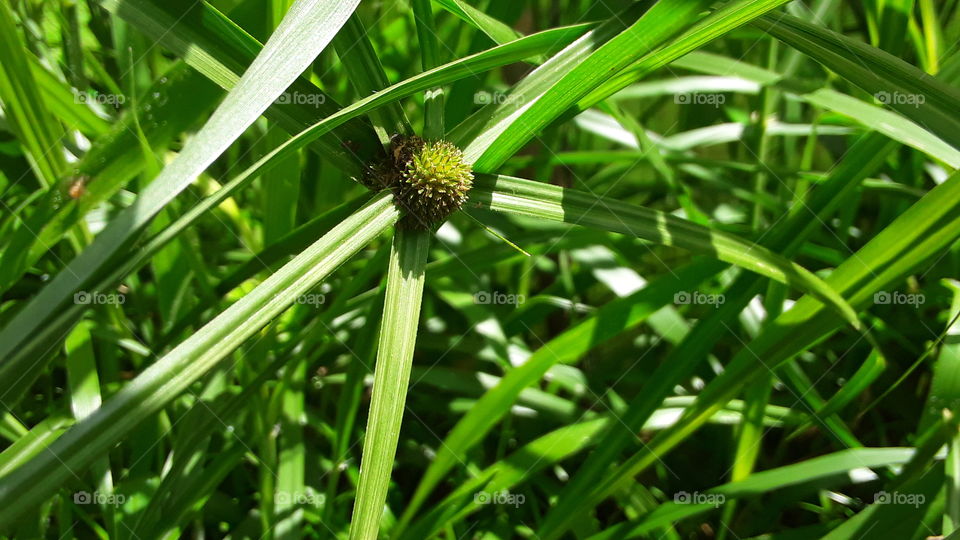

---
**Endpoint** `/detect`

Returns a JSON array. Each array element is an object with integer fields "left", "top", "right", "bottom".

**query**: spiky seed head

[
  {"left": 362, "top": 136, "right": 474, "bottom": 229},
  {"left": 397, "top": 141, "right": 473, "bottom": 229}
]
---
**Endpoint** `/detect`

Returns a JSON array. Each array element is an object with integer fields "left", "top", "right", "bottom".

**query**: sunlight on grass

[{"left": 0, "top": 0, "right": 958, "bottom": 538}]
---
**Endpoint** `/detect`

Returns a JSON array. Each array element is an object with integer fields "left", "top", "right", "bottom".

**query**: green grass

[{"left": 0, "top": 0, "right": 959, "bottom": 538}]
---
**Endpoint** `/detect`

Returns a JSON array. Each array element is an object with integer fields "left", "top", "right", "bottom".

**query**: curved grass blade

[
  {"left": 0, "top": 24, "right": 588, "bottom": 406},
  {"left": 0, "top": 192, "right": 400, "bottom": 526},
  {"left": 471, "top": 174, "right": 860, "bottom": 327},
  {"left": 670, "top": 51, "right": 960, "bottom": 167},
  {"left": 0, "top": 2, "right": 68, "bottom": 188},
  {"left": 566, "top": 0, "right": 795, "bottom": 140},
  {"left": 527, "top": 131, "right": 896, "bottom": 536},
  {"left": 402, "top": 418, "right": 610, "bottom": 540},
  {"left": 0, "top": 0, "right": 361, "bottom": 406},
  {"left": 468, "top": 0, "right": 713, "bottom": 171},
  {"left": 446, "top": 4, "right": 634, "bottom": 151},
  {"left": 433, "top": 0, "right": 522, "bottom": 46},
  {"left": 27, "top": 54, "right": 110, "bottom": 137},
  {"left": 538, "top": 167, "right": 960, "bottom": 539},
  {"left": 754, "top": 12, "right": 960, "bottom": 150},
  {"left": 0, "top": 66, "right": 224, "bottom": 294},
  {"left": 787, "top": 349, "right": 886, "bottom": 439},
  {"left": 395, "top": 260, "right": 725, "bottom": 532},
  {"left": 592, "top": 448, "right": 918, "bottom": 539},
  {"left": 99, "top": 0, "right": 377, "bottom": 172}
]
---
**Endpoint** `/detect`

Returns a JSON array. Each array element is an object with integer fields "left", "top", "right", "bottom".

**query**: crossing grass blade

[
  {"left": 536, "top": 168, "right": 960, "bottom": 539},
  {"left": 0, "top": 66, "right": 224, "bottom": 294},
  {"left": 668, "top": 51, "right": 960, "bottom": 166},
  {"left": 472, "top": 174, "right": 860, "bottom": 327},
  {"left": 3, "top": 2, "right": 958, "bottom": 538},
  {"left": 0, "top": 24, "right": 588, "bottom": 408},
  {"left": 0, "top": 2, "right": 68, "bottom": 188},
  {"left": 467, "top": 0, "right": 715, "bottom": 170},
  {"left": 592, "top": 447, "right": 919, "bottom": 539},
  {"left": 0, "top": 192, "right": 399, "bottom": 526},
  {"left": 754, "top": 12, "right": 960, "bottom": 149},
  {"left": 0, "top": 0, "right": 360, "bottom": 406},
  {"left": 99, "top": 0, "right": 378, "bottom": 172}
]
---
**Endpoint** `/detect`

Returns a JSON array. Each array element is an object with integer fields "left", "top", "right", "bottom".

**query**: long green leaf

[
  {"left": 526, "top": 133, "right": 893, "bottom": 536},
  {"left": 754, "top": 12, "right": 960, "bottom": 150},
  {"left": 0, "top": 0, "right": 361, "bottom": 406},
  {"left": 0, "top": 22, "right": 589, "bottom": 407},
  {"left": 0, "top": 2, "right": 68, "bottom": 188},
  {"left": 592, "top": 448, "right": 918, "bottom": 539},
  {"left": 469, "top": 0, "right": 713, "bottom": 170},
  {"left": 670, "top": 51, "right": 960, "bottom": 167},
  {"left": 0, "top": 192, "right": 399, "bottom": 525},
  {"left": 350, "top": 228, "right": 430, "bottom": 540},
  {"left": 540, "top": 166, "right": 960, "bottom": 539},
  {"left": 397, "top": 259, "right": 724, "bottom": 531},
  {"left": 472, "top": 174, "right": 859, "bottom": 326},
  {"left": 99, "top": 0, "right": 377, "bottom": 172}
]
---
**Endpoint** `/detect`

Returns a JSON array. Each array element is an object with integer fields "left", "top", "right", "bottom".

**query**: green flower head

[{"left": 367, "top": 135, "right": 473, "bottom": 229}]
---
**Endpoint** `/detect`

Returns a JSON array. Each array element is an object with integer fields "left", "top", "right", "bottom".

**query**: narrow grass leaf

[
  {"left": 350, "top": 229, "right": 430, "bottom": 540},
  {"left": 0, "top": 0, "right": 360, "bottom": 406},
  {"left": 472, "top": 174, "right": 859, "bottom": 327},
  {"left": 754, "top": 12, "right": 960, "bottom": 150},
  {"left": 0, "top": 192, "right": 399, "bottom": 525}
]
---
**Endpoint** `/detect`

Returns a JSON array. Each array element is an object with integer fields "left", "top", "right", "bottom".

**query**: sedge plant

[{"left": 0, "top": 0, "right": 959, "bottom": 539}]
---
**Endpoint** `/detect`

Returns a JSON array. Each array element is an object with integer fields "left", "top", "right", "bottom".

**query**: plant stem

[{"left": 350, "top": 228, "right": 430, "bottom": 539}]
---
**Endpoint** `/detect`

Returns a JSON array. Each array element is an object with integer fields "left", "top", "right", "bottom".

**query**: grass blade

[
  {"left": 99, "top": 0, "right": 377, "bottom": 172},
  {"left": 396, "top": 260, "right": 725, "bottom": 532},
  {"left": 472, "top": 174, "right": 860, "bottom": 327},
  {"left": 0, "top": 0, "right": 361, "bottom": 406},
  {"left": 755, "top": 12, "right": 960, "bottom": 150},
  {"left": 350, "top": 228, "right": 430, "bottom": 540},
  {"left": 0, "top": 2, "right": 68, "bottom": 188},
  {"left": 594, "top": 448, "right": 918, "bottom": 539},
  {"left": 543, "top": 167, "right": 960, "bottom": 539},
  {"left": 469, "top": 0, "right": 712, "bottom": 170},
  {"left": 0, "top": 192, "right": 399, "bottom": 525}
]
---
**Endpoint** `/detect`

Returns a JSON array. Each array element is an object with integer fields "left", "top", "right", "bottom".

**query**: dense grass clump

[{"left": 0, "top": 0, "right": 959, "bottom": 539}]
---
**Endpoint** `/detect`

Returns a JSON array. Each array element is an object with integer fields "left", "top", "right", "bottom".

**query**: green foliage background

[{"left": 0, "top": 0, "right": 959, "bottom": 538}]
